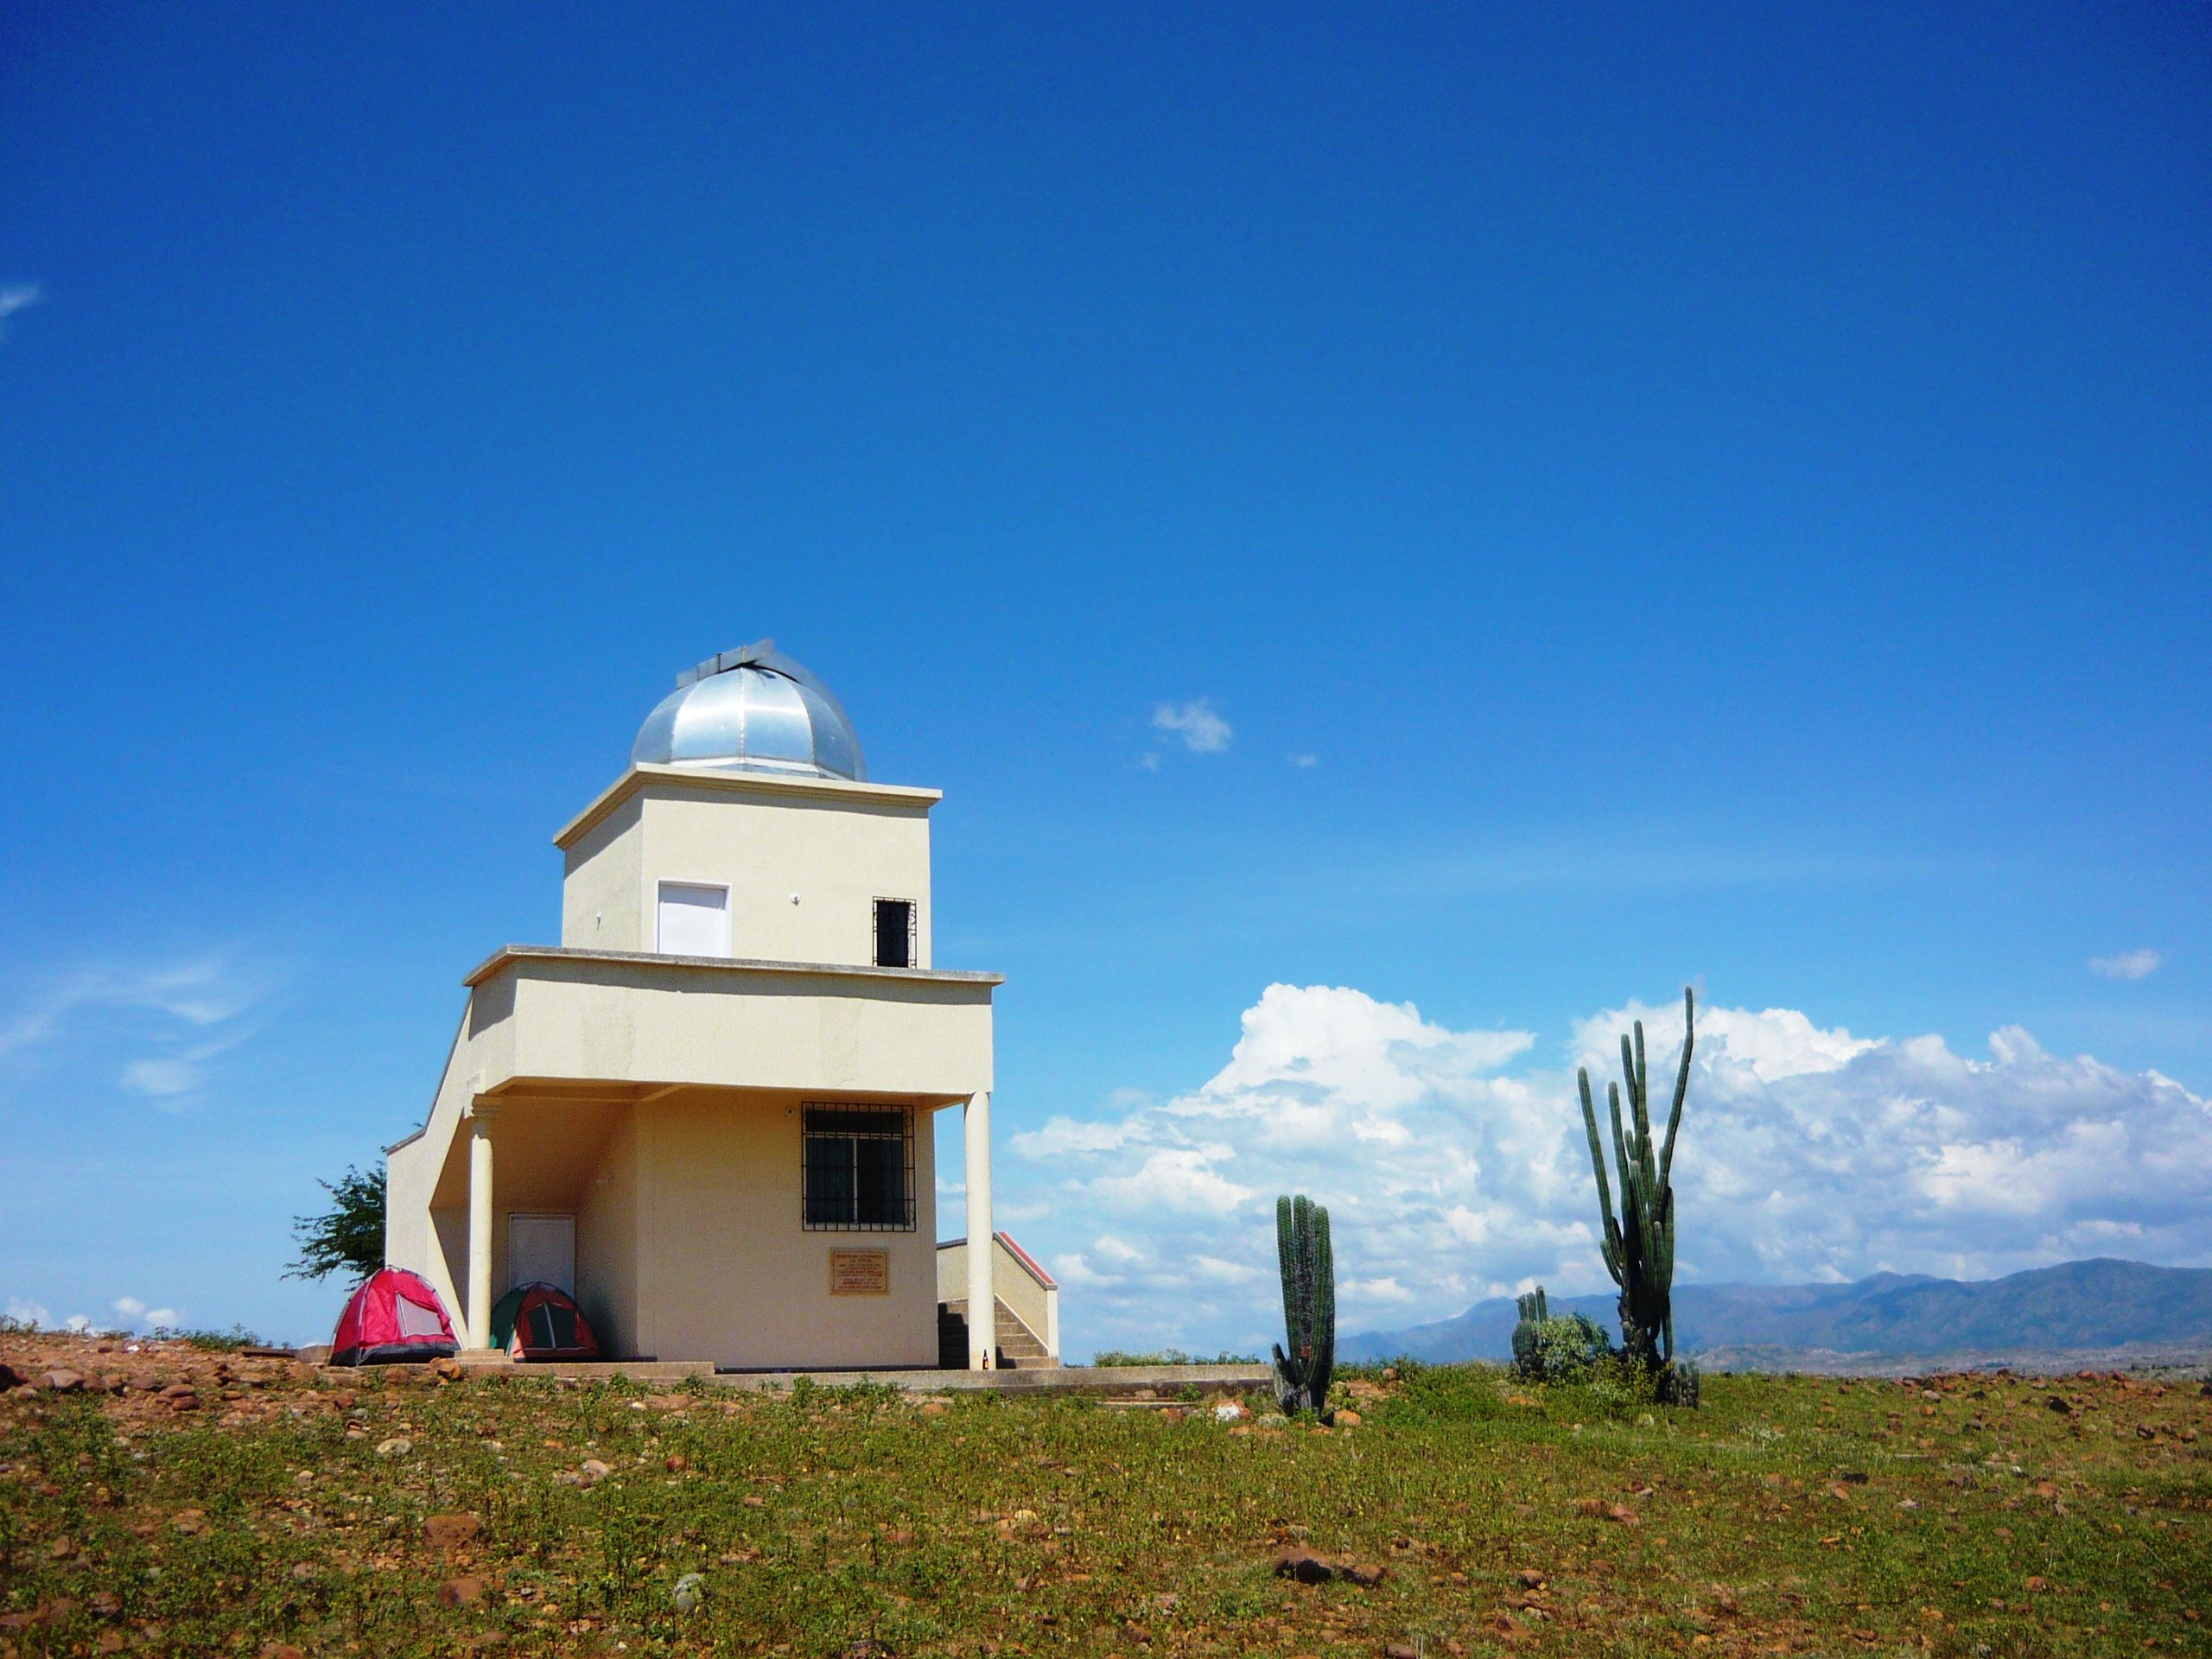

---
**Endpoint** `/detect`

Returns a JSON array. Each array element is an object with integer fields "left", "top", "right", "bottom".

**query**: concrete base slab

[{"left": 361, "top": 1357, "right": 1274, "bottom": 1394}]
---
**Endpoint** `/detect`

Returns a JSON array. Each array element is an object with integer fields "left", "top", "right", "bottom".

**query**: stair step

[{"left": 938, "top": 1296, "right": 1057, "bottom": 1370}]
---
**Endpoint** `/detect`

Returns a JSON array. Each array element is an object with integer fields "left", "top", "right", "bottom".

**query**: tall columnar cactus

[
  {"left": 1577, "top": 987, "right": 1695, "bottom": 1379},
  {"left": 1510, "top": 1287, "right": 1549, "bottom": 1377},
  {"left": 1270, "top": 1194, "right": 1336, "bottom": 1420}
]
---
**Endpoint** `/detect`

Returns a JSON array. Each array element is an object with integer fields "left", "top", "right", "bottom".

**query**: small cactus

[
  {"left": 1511, "top": 1287, "right": 1550, "bottom": 1376},
  {"left": 1270, "top": 1194, "right": 1335, "bottom": 1420}
]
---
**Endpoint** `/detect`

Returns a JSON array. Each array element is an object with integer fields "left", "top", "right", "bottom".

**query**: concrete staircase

[{"left": 938, "top": 1297, "right": 1056, "bottom": 1370}]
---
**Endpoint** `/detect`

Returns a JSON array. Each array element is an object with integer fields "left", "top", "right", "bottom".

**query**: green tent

[{"left": 488, "top": 1281, "right": 600, "bottom": 1359}]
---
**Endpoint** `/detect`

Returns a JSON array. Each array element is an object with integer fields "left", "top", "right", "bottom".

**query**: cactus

[
  {"left": 1510, "top": 1287, "right": 1549, "bottom": 1377},
  {"left": 1512, "top": 1286, "right": 1611, "bottom": 1384},
  {"left": 1576, "top": 986, "right": 1695, "bottom": 1388},
  {"left": 1270, "top": 1194, "right": 1336, "bottom": 1420}
]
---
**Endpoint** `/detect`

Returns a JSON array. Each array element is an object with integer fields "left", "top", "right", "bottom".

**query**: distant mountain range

[{"left": 1344, "top": 1258, "right": 2212, "bottom": 1367}]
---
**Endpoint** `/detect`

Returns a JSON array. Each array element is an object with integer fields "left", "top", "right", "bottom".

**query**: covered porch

[{"left": 385, "top": 946, "right": 1001, "bottom": 1370}]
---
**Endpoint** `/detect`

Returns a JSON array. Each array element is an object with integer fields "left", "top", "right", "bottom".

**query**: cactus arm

[
  {"left": 1659, "top": 988, "right": 1694, "bottom": 1184},
  {"left": 1578, "top": 1070, "right": 1626, "bottom": 1285},
  {"left": 1311, "top": 1202, "right": 1335, "bottom": 1407},
  {"left": 1276, "top": 1194, "right": 1304, "bottom": 1384},
  {"left": 1606, "top": 1081, "right": 1634, "bottom": 1217},
  {"left": 1632, "top": 1020, "right": 1649, "bottom": 1141}
]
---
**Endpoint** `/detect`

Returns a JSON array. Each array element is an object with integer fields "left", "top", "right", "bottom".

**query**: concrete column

[
  {"left": 466, "top": 1104, "right": 496, "bottom": 1351},
  {"left": 963, "top": 1091, "right": 995, "bottom": 1370}
]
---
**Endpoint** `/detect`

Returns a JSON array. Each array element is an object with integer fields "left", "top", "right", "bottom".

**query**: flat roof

[
  {"left": 463, "top": 944, "right": 1003, "bottom": 990},
  {"left": 555, "top": 763, "right": 942, "bottom": 849}
]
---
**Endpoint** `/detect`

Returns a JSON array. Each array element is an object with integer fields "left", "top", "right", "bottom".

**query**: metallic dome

[{"left": 632, "top": 640, "right": 866, "bottom": 781}]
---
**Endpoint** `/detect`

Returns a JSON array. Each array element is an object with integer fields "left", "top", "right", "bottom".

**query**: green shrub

[
  {"left": 1521, "top": 1313, "right": 1612, "bottom": 1384},
  {"left": 1087, "top": 1348, "right": 1260, "bottom": 1367}
]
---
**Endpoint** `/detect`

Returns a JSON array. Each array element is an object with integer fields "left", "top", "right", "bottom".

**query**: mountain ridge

[{"left": 1343, "top": 1257, "right": 2212, "bottom": 1364}]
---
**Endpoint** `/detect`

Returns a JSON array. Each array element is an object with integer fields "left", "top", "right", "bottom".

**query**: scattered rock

[
  {"left": 423, "top": 1512, "right": 481, "bottom": 1552},
  {"left": 0, "top": 1362, "right": 23, "bottom": 1391},
  {"left": 435, "top": 1576, "right": 484, "bottom": 1608},
  {"left": 1273, "top": 1549, "right": 1385, "bottom": 1587},
  {"left": 39, "top": 1370, "right": 86, "bottom": 1394},
  {"left": 376, "top": 1437, "right": 413, "bottom": 1458},
  {"left": 1214, "top": 1402, "right": 1249, "bottom": 1422},
  {"left": 577, "top": 1458, "right": 613, "bottom": 1486},
  {"left": 1336, "top": 1409, "right": 1363, "bottom": 1428},
  {"left": 48, "top": 1534, "right": 77, "bottom": 1560},
  {"left": 1605, "top": 1503, "right": 1639, "bottom": 1526},
  {"left": 1517, "top": 1569, "right": 1546, "bottom": 1589},
  {"left": 258, "top": 1645, "right": 308, "bottom": 1659},
  {"left": 666, "top": 1452, "right": 689, "bottom": 1472},
  {"left": 918, "top": 1402, "right": 949, "bottom": 1418},
  {"left": 1160, "top": 1406, "right": 1186, "bottom": 1423},
  {"left": 171, "top": 1509, "right": 207, "bottom": 1535},
  {"left": 1383, "top": 1645, "right": 1419, "bottom": 1659},
  {"left": 742, "top": 1494, "right": 766, "bottom": 1508},
  {"left": 430, "top": 1357, "right": 465, "bottom": 1382},
  {"left": 672, "top": 1571, "right": 707, "bottom": 1613},
  {"left": 2046, "top": 1396, "right": 2071, "bottom": 1414}
]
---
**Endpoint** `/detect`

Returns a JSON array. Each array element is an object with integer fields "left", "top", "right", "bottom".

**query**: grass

[{"left": 1, "top": 1347, "right": 2207, "bottom": 1657}]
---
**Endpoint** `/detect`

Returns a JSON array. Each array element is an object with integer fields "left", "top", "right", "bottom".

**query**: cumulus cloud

[
  {"left": 1290, "top": 753, "right": 1319, "bottom": 769},
  {"left": 1151, "top": 700, "right": 1232, "bottom": 753},
  {"left": 0, "top": 282, "right": 38, "bottom": 340},
  {"left": 1005, "top": 983, "right": 2212, "bottom": 1359},
  {"left": 2089, "top": 949, "right": 2162, "bottom": 982},
  {"left": 111, "top": 1295, "right": 181, "bottom": 1329}
]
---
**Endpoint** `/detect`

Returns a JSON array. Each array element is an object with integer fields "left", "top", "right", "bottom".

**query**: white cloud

[
  {"left": 7, "top": 1297, "right": 51, "bottom": 1327},
  {"left": 0, "top": 282, "right": 38, "bottom": 340},
  {"left": 2089, "top": 949, "right": 2162, "bottom": 982},
  {"left": 1290, "top": 753, "right": 1319, "bottom": 769},
  {"left": 1151, "top": 700, "right": 1232, "bottom": 754},
  {"left": 64, "top": 1314, "right": 92, "bottom": 1333},
  {"left": 0, "top": 955, "right": 268, "bottom": 1108},
  {"left": 109, "top": 1295, "right": 181, "bottom": 1329},
  {"left": 122, "top": 1058, "right": 202, "bottom": 1097},
  {"left": 1004, "top": 982, "right": 2212, "bottom": 1359}
]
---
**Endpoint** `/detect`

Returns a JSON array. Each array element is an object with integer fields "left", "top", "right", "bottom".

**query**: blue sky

[{"left": 3, "top": 4, "right": 2208, "bottom": 1355}]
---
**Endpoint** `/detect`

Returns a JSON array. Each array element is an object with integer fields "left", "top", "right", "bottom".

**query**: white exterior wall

[
  {"left": 560, "top": 794, "right": 645, "bottom": 951},
  {"left": 559, "top": 767, "right": 934, "bottom": 969},
  {"left": 385, "top": 950, "right": 994, "bottom": 1366}
]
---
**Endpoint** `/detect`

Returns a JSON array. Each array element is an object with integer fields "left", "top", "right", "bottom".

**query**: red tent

[
  {"left": 491, "top": 1281, "right": 601, "bottom": 1362},
  {"left": 330, "top": 1268, "right": 459, "bottom": 1365}
]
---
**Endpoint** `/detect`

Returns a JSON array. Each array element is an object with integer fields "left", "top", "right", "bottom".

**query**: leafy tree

[{"left": 286, "top": 1164, "right": 385, "bottom": 1282}]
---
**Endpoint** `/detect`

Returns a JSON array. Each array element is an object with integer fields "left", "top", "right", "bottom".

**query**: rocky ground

[{"left": 3, "top": 1332, "right": 2209, "bottom": 1657}]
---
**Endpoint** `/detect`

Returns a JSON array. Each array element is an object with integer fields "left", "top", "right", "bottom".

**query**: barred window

[
  {"left": 802, "top": 1105, "right": 914, "bottom": 1231},
  {"left": 873, "top": 898, "right": 916, "bottom": 969}
]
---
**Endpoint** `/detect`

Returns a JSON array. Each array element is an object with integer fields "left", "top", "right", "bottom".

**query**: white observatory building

[{"left": 385, "top": 642, "right": 1053, "bottom": 1371}]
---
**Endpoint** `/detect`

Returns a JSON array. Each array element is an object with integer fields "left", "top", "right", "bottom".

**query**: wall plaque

[{"left": 829, "top": 1249, "right": 890, "bottom": 1296}]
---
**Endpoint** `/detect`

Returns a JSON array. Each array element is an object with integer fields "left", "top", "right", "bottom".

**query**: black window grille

[
  {"left": 873, "top": 899, "right": 916, "bottom": 969},
  {"left": 802, "top": 1104, "right": 914, "bottom": 1231}
]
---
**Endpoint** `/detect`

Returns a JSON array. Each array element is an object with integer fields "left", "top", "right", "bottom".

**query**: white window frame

[{"left": 656, "top": 880, "right": 732, "bottom": 957}]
